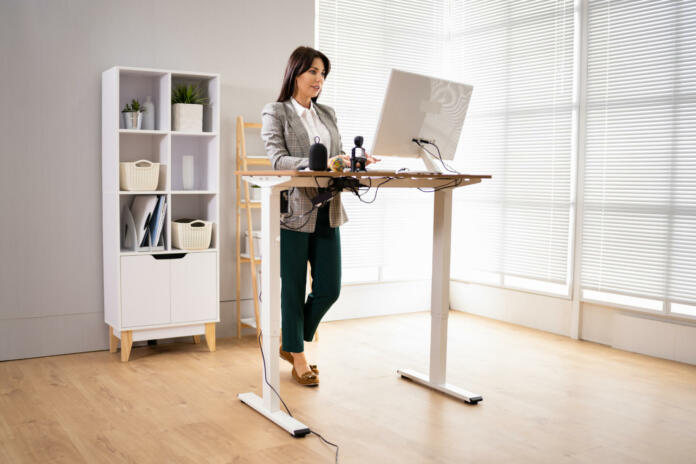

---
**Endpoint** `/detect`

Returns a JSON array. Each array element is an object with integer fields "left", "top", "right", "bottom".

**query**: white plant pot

[
  {"left": 123, "top": 111, "right": 143, "bottom": 129},
  {"left": 172, "top": 103, "right": 203, "bottom": 132}
]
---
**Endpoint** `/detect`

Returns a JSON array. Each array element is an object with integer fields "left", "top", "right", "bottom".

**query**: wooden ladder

[
  {"left": 235, "top": 116, "right": 268, "bottom": 337},
  {"left": 234, "top": 115, "right": 318, "bottom": 342}
]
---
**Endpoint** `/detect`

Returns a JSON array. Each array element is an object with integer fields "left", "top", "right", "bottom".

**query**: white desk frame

[{"left": 237, "top": 172, "right": 488, "bottom": 437}]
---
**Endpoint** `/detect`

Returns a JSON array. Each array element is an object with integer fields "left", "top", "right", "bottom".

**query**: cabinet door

[
  {"left": 171, "top": 252, "right": 217, "bottom": 323},
  {"left": 121, "top": 255, "right": 171, "bottom": 327}
]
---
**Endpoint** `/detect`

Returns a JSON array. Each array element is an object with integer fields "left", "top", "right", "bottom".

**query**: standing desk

[{"left": 236, "top": 170, "right": 491, "bottom": 437}]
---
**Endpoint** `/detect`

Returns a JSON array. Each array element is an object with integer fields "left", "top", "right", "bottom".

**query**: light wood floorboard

[{"left": 1, "top": 312, "right": 695, "bottom": 463}]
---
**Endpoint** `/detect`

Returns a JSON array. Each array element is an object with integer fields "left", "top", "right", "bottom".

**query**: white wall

[
  {"left": 0, "top": 0, "right": 315, "bottom": 361},
  {"left": 451, "top": 281, "right": 696, "bottom": 366},
  {"left": 324, "top": 280, "right": 431, "bottom": 322},
  {"left": 450, "top": 281, "right": 573, "bottom": 337}
]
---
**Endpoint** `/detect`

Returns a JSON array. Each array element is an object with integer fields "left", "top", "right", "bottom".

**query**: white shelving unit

[{"left": 102, "top": 66, "right": 220, "bottom": 361}]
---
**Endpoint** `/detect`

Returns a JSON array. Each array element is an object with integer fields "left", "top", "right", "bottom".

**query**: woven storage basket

[
  {"left": 120, "top": 160, "right": 160, "bottom": 191},
  {"left": 172, "top": 218, "right": 213, "bottom": 250}
]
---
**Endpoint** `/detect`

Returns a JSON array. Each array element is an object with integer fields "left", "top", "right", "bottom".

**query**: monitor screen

[{"left": 371, "top": 69, "right": 473, "bottom": 161}]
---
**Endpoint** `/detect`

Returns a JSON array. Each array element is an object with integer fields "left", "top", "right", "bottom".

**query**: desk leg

[
  {"left": 238, "top": 185, "right": 310, "bottom": 437},
  {"left": 397, "top": 189, "right": 482, "bottom": 404}
]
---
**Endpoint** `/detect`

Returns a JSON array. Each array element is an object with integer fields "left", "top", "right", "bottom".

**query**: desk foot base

[
  {"left": 397, "top": 369, "right": 483, "bottom": 404},
  {"left": 238, "top": 393, "right": 310, "bottom": 437}
]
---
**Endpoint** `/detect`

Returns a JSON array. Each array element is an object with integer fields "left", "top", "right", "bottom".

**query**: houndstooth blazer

[{"left": 261, "top": 100, "right": 348, "bottom": 233}]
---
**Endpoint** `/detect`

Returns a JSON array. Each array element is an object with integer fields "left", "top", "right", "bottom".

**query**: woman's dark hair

[{"left": 276, "top": 46, "right": 331, "bottom": 103}]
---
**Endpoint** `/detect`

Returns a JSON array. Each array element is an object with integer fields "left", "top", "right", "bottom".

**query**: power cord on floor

[{"left": 257, "top": 331, "right": 340, "bottom": 463}]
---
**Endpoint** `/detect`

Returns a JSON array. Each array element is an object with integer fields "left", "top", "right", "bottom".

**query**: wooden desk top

[{"left": 236, "top": 170, "right": 492, "bottom": 180}]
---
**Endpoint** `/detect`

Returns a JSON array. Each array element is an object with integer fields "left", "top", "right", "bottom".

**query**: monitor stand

[{"left": 419, "top": 147, "right": 447, "bottom": 173}]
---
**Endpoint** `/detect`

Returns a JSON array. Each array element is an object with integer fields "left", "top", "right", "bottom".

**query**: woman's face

[{"left": 294, "top": 57, "right": 326, "bottom": 102}]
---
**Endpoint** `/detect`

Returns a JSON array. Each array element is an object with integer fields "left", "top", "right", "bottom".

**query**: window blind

[
  {"left": 582, "top": 0, "right": 696, "bottom": 314},
  {"left": 316, "top": 0, "right": 445, "bottom": 279},
  {"left": 447, "top": 0, "right": 575, "bottom": 294}
]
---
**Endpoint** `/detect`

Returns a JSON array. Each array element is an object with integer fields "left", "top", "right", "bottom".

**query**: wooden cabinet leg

[
  {"left": 205, "top": 323, "right": 216, "bottom": 352},
  {"left": 193, "top": 335, "right": 201, "bottom": 344},
  {"left": 109, "top": 326, "right": 118, "bottom": 353},
  {"left": 120, "top": 330, "right": 133, "bottom": 362}
]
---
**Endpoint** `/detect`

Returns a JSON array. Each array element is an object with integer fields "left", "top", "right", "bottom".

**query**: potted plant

[
  {"left": 122, "top": 99, "right": 146, "bottom": 130},
  {"left": 250, "top": 184, "right": 261, "bottom": 201},
  {"left": 172, "top": 84, "right": 210, "bottom": 132}
]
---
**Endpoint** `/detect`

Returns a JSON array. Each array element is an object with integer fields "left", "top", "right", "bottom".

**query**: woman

[{"left": 261, "top": 46, "right": 378, "bottom": 386}]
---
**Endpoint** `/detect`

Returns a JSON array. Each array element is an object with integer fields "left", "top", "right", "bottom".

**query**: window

[
  {"left": 316, "top": 0, "right": 696, "bottom": 317},
  {"left": 317, "top": 0, "right": 574, "bottom": 291},
  {"left": 316, "top": 0, "right": 445, "bottom": 283},
  {"left": 446, "top": 0, "right": 576, "bottom": 296},
  {"left": 581, "top": 0, "right": 696, "bottom": 313}
]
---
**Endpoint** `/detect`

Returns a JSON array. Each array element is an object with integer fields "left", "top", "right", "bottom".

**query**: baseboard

[
  {"left": 581, "top": 303, "right": 696, "bottom": 365},
  {"left": 450, "top": 281, "right": 696, "bottom": 366},
  {"left": 450, "top": 281, "right": 572, "bottom": 336},
  {"left": 323, "top": 280, "right": 430, "bottom": 322},
  {"left": 0, "top": 312, "right": 108, "bottom": 361}
]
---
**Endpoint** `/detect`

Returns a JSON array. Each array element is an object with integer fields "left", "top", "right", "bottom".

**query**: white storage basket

[
  {"left": 172, "top": 218, "right": 213, "bottom": 250},
  {"left": 120, "top": 160, "right": 160, "bottom": 191}
]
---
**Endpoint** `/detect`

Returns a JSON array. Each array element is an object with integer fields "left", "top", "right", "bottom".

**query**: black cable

[
  {"left": 257, "top": 331, "right": 293, "bottom": 417},
  {"left": 417, "top": 177, "right": 463, "bottom": 193},
  {"left": 311, "top": 430, "right": 340, "bottom": 464},
  {"left": 285, "top": 145, "right": 460, "bottom": 228},
  {"left": 336, "top": 176, "right": 365, "bottom": 199},
  {"left": 425, "top": 140, "right": 460, "bottom": 175},
  {"left": 309, "top": 172, "right": 386, "bottom": 206},
  {"left": 421, "top": 141, "right": 458, "bottom": 174},
  {"left": 280, "top": 208, "right": 316, "bottom": 231},
  {"left": 313, "top": 175, "right": 330, "bottom": 190},
  {"left": 408, "top": 139, "right": 466, "bottom": 192},
  {"left": 257, "top": 329, "right": 340, "bottom": 463},
  {"left": 329, "top": 175, "right": 395, "bottom": 205},
  {"left": 354, "top": 176, "right": 394, "bottom": 204},
  {"left": 280, "top": 194, "right": 318, "bottom": 231},
  {"left": 413, "top": 139, "right": 460, "bottom": 174},
  {"left": 354, "top": 177, "right": 373, "bottom": 200},
  {"left": 313, "top": 175, "right": 341, "bottom": 207},
  {"left": 351, "top": 176, "right": 372, "bottom": 199},
  {"left": 279, "top": 176, "right": 342, "bottom": 231}
]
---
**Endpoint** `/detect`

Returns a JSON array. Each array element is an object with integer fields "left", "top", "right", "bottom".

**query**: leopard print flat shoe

[
  {"left": 280, "top": 347, "right": 319, "bottom": 374},
  {"left": 292, "top": 367, "right": 319, "bottom": 386}
]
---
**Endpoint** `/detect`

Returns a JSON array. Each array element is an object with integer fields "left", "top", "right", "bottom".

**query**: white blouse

[{"left": 291, "top": 97, "right": 332, "bottom": 154}]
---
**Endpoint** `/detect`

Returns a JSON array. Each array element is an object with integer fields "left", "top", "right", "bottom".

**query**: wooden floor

[{"left": 1, "top": 311, "right": 695, "bottom": 463}]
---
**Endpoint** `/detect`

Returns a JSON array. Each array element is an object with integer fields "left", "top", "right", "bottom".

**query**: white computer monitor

[{"left": 371, "top": 69, "right": 473, "bottom": 172}]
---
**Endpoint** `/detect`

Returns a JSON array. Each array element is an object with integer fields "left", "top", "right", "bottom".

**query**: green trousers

[{"left": 280, "top": 204, "right": 341, "bottom": 353}]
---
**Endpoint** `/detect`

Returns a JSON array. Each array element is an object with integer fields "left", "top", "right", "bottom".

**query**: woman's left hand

[{"left": 365, "top": 152, "right": 381, "bottom": 166}]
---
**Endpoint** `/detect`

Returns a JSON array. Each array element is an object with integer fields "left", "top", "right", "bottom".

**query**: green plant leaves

[
  {"left": 121, "top": 98, "right": 145, "bottom": 113},
  {"left": 171, "top": 84, "right": 210, "bottom": 105}
]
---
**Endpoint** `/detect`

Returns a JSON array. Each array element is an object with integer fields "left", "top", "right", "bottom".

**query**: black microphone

[
  {"left": 351, "top": 135, "right": 367, "bottom": 172},
  {"left": 309, "top": 136, "right": 328, "bottom": 171}
]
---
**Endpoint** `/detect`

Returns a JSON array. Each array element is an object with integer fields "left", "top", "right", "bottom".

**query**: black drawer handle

[{"left": 152, "top": 253, "right": 187, "bottom": 260}]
